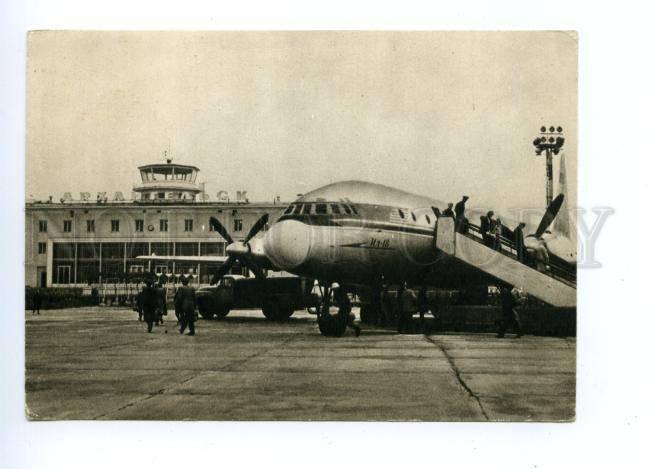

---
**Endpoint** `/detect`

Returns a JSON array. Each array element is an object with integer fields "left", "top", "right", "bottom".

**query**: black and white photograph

[{"left": 22, "top": 30, "right": 579, "bottom": 422}]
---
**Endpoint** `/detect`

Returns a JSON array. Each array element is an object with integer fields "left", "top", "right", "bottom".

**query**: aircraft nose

[{"left": 264, "top": 220, "right": 312, "bottom": 270}]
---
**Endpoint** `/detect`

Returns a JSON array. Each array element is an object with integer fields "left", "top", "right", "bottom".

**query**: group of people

[
  {"left": 479, "top": 210, "right": 528, "bottom": 263},
  {"left": 135, "top": 273, "right": 197, "bottom": 335},
  {"left": 388, "top": 282, "right": 524, "bottom": 338}
]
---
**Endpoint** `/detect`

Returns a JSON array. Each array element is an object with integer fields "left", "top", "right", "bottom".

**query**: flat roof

[{"left": 138, "top": 163, "right": 200, "bottom": 173}]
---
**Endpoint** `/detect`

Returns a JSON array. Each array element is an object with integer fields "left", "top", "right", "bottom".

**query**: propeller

[
  {"left": 209, "top": 214, "right": 269, "bottom": 285},
  {"left": 244, "top": 214, "right": 269, "bottom": 244},
  {"left": 534, "top": 194, "right": 564, "bottom": 239},
  {"left": 209, "top": 217, "right": 234, "bottom": 245}
]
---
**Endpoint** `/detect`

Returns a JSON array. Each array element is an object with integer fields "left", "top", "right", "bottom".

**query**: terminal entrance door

[{"left": 56, "top": 265, "right": 71, "bottom": 284}]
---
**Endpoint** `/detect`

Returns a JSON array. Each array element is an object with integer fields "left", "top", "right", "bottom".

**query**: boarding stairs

[{"left": 435, "top": 217, "right": 576, "bottom": 307}]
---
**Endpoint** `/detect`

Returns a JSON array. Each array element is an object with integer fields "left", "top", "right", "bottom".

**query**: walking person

[
  {"left": 397, "top": 282, "right": 418, "bottom": 334},
  {"left": 176, "top": 276, "right": 197, "bottom": 336},
  {"left": 497, "top": 285, "right": 523, "bottom": 338},
  {"left": 155, "top": 279, "right": 167, "bottom": 326},
  {"left": 31, "top": 288, "right": 42, "bottom": 315},
  {"left": 134, "top": 289, "right": 143, "bottom": 321},
  {"left": 140, "top": 273, "right": 159, "bottom": 333}
]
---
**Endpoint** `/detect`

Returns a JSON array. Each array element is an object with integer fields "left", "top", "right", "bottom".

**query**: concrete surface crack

[
  {"left": 93, "top": 373, "right": 204, "bottom": 419},
  {"left": 218, "top": 336, "right": 296, "bottom": 372},
  {"left": 425, "top": 335, "right": 490, "bottom": 421}
]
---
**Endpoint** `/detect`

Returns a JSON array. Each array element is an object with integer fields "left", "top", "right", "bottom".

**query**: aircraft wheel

[{"left": 215, "top": 307, "right": 230, "bottom": 319}]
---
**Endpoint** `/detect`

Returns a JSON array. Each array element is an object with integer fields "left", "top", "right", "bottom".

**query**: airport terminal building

[{"left": 25, "top": 159, "right": 287, "bottom": 288}]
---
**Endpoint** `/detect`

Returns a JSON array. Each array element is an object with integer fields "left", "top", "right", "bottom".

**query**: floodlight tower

[{"left": 533, "top": 126, "right": 565, "bottom": 208}]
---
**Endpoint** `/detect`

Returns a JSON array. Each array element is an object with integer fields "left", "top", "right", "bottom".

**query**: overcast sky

[{"left": 26, "top": 31, "right": 577, "bottom": 211}]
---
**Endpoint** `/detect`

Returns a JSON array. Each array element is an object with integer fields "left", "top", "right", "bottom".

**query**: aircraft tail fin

[{"left": 553, "top": 153, "right": 572, "bottom": 239}]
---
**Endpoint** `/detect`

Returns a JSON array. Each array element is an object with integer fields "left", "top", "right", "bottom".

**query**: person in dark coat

[
  {"left": 454, "top": 196, "right": 469, "bottom": 233},
  {"left": 497, "top": 285, "right": 522, "bottom": 338},
  {"left": 480, "top": 210, "right": 495, "bottom": 247},
  {"left": 134, "top": 290, "right": 143, "bottom": 321},
  {"left": 397, "top": 283, "right": 418, "bottom": 334},
  {"left": 140, "top": 274, "right": 159, "bottom": 333},
  {"left": 32, "top": 289, "right": 42, "bottom": 315},
  {"left": 512, "top": 222, "right": 527, "bottom": 263},
  {"left": 175, "top": 276, "right": 196, "bottom": 335},
  {"left": 155, "top": 279, "right": 167, "bottom": 326}
]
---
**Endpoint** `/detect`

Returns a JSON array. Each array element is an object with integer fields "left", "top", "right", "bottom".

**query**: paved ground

[{"left": 25, "top": 307, "right": 575, "bottom": 421}]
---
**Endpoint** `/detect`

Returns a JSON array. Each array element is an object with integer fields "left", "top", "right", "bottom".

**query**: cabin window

[
  {"left": 284, "top": 205, "right": 295, "bottom": 215},
  {"left": 330, "top": 204, "right": 341, "bottom": 214},
  {"left": 425, "top": 214, "right": 431, "bottom": 224},
  {"left": 398, "top": 209, "right": 405, "bottom": 219},
  {"left": 411, "top": 212, "right": 417, "bottom": 222},
  {"left": 315, "top": 203, "right": 327, "bottom": 214},
  {"left": 349, "top": 205, "right": 358, "bottom": 215},
  {"left": 341, "top": 204, "right": 352, "bottom": 214},
  {"left": 303, "top": 204, "right": 312, "bottom": 214},
  {"left": 294, "top": 203, "right": 304, "bottom": 214}
]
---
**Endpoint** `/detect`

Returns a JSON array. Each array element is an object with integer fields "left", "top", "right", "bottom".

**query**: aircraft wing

[{"left": 137, "top": 255, "right": 229, "bottom": 264}]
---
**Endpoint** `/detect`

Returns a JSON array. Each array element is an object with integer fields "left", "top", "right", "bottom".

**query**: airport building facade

[{"left": 25, "top": 160, "right": 287, "bottom": 288}]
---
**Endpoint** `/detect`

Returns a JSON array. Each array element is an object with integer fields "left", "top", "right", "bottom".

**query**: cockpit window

[
  {"left": 315, "top": 203, "right": 327, "bottom": 214},
  {"left": 303, "top": 203, "right": 312, "bottom": 214},
  {"left": 284, "top": 205, "right": 295, "bottom": 215},
  {"left": 349, "top": 205, "right": 358, "bottom": 215},
  {"left": 341, "top": 204, "right": 352, "bottom": 215},
  {"left": 294, "top": 203, "right": 304, "bottom": 214},
  {"left": 330, "top": 204, "right": 341, "bottom": 214}
]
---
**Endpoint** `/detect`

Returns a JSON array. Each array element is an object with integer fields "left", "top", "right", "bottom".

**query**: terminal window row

[{"left": 38, "top": 218, "right": 214, "bottom": 233}]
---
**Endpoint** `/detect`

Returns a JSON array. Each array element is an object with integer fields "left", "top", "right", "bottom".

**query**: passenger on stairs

[
  {"left": 512, "top": 222, "right": 527, "bottom": 263},
  {"left": 454, "top": 196, "right": 470, "bottom": 233},
  {"left": 480, "top": 211, "right": 495, "bottom": 247},
  {"left": 442, "top": 203, "right": 455, "bottom": 219}
]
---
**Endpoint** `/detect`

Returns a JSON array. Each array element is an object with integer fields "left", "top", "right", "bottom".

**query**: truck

[{"left": 195, "top": 275, "right": 318, "bottom": 321}]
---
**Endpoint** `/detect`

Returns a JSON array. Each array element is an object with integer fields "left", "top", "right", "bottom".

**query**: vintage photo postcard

[{"left": 25, "top": 31, "right": 577, "bottom": 421}]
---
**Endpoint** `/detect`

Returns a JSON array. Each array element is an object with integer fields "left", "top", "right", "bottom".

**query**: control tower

[{"left": 133, "top": 158, "right": 202, "bottom": 201}]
